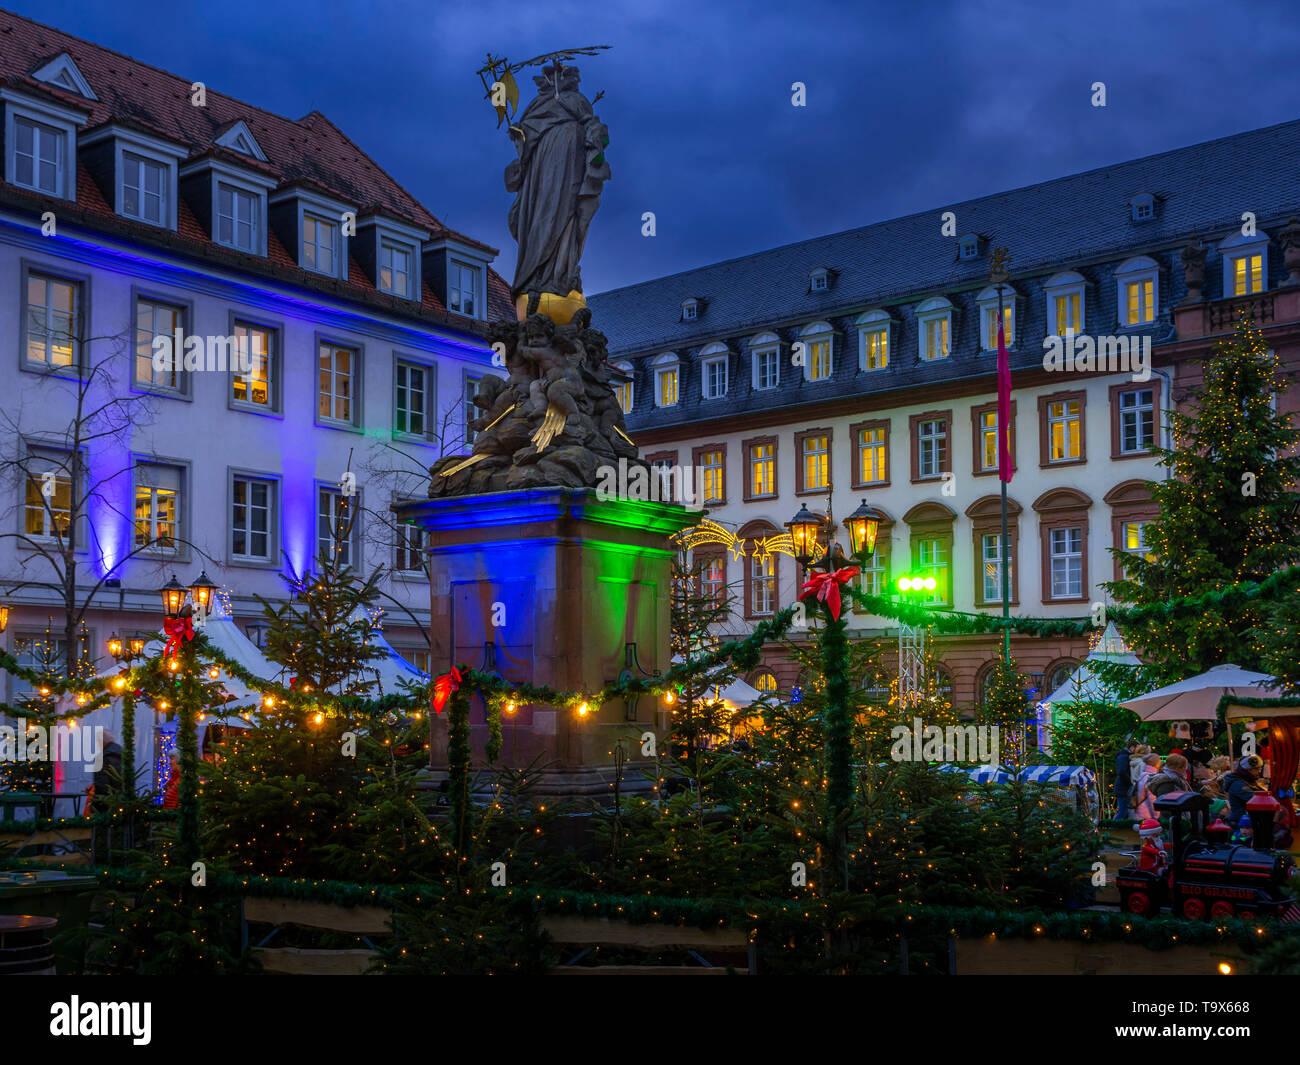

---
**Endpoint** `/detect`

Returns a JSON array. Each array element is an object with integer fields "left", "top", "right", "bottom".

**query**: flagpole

[{"left": 992, "top": 250, "right": 1012, "bottom": 665}]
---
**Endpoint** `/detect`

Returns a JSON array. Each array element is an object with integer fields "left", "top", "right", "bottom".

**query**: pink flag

[{"left": 997, "top": 315, "right": 1014, "bottom": 483}]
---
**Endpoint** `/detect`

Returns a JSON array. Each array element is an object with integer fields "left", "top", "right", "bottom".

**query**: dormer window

[
  {"left": 855, "top": 309, "right": 892, "bottom": 371},
  {"left": 750, "top": 332, "right": 781, "bottom": 390},
  {"left": 1130, "top": 193, "right": 1156, "bottom": 222},
  {"left": 424, "top": 238, "right": 492, "bottom": 321},
  {"left": 214, "top": 120, "right": 267, "bottom": 162},
  {"left": 1044, "top": 270, "right": 1086, "bottom": 337},
  {"left": 218, "top": 182, "right": 260, "bottom": 252},
  {"left": 269, "top": 186, "right": 354, "bottom": 281},
  {"left": 652, "top": 353, "right": 680, "bottom": 407},
  {"left": 122, "top": 153, "right": 167, "bottom": 225},
  {"left": 958, "top": 234, "right": 981, "bottom": 261},
  {"left": 699, "top": 342, "right": 729, "bottom": 400},
  {"left": 1220, "top": 230, "right": 1269, "bottom": 297},
  {"left": 976, "top": 285, "right": 1017, "bottom": 350},
  {"left": 355, "top": 214, "right": 428, "bottom": 302},
  {"left": 799, "top": 321, "right": 834, "bottom": 381},
  {"left": 33, "top": 53, "right": 97, "bottom": 100},
  {"left": 809, "top": 267, "right": 830, "bottom": 292},
  {"left": 3, "top": 91, "right": 86, "bottom": 201},
  {"left": 179, "top": 156, "right": 275, "bottom": 254},
  {"left": 302, "top": 213, "right": 338, "bottom": 275},
  {"left": 682, "top": 298, "right": 699, "bottom": 321},
  {"left": 1115, "top": 256, "right": 1160, "bottom": 326},
  {"left": 448, "top": 261, "right": 481, "bottom": 317},
  {"left": 916, "top": 297, "right": 954, "bottom": 361},
  {"left": 380, "top": 239, "right": 414, "bottom": 298},
  {"left": 81, "top": 124, "right": 186, "bottom": 230},
  {"left": 612, "top": 362, "right": 633, "bottom": 413},
  {"left": 15, "top": 117, "right": 63, "bottom": 195}
]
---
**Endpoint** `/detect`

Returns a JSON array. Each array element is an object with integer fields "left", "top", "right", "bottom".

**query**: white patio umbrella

[{"left": 1121, "top": 664, "right": 1283, "bottom": 721}]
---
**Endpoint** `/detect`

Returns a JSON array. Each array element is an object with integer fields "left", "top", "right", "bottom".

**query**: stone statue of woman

[{"left": 505, "top": 62, "right": 610, "bottom": 320}]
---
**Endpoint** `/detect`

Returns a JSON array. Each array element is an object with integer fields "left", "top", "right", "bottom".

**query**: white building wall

[
  {"left": 645, "top": 370, "right": 1165, "bottom": 626},
  {"left": 0, "top": 211, "right": 493, "bottom": 700}
]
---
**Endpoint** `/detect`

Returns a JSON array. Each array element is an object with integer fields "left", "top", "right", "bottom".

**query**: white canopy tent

[
  {"left": 1041, "top": 623, "right": 1143, "bottom": 709},
  {"left": 669, "top": 655, "right": 767, "bottom": 709}
]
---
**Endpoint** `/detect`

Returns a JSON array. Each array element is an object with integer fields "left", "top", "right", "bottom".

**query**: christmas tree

[
  {"left": 1104, "top": 314, "right": 1300, "bottom": 683},
  {"left": 203, "top": 539, "right": 439, "bottom": 881}
]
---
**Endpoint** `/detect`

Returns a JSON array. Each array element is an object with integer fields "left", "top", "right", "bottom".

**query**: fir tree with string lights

[
  {"left": 203, "top": 520, "right": 442, "bottom": 880},
  {"left": 1104, "top": 314, "right": 1300, "bottom": 684},
  {"left": 977, "top": 654, "right": 1035, "bottom": 771}
]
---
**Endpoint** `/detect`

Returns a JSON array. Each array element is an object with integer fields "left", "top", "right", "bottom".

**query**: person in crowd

[
  {"left": 1146, "top": 752, "right": 1190, "bottom": 799},
  {"left": 1134, "top": 752, "right": 1164, "bottom": 818},
  {"left": 1200, "top": 755, "right": 1232, "bottom": 799},
  {"left": 1128, "top": 744, "right": 1152, "bottom": 810},
  {"left": 1114, "top": 739, "right": 1139, "bottom": 819},
  {"left": 86, "top": 731, "right": 123, "bottom": 813},
  {"left": 1222, "top": 754, "right": 1267, "bottom": 825}
]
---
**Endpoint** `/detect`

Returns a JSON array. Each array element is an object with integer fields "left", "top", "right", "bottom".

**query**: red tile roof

[{"left": 0, "top": 9, "right": 514, "bottom": 326}]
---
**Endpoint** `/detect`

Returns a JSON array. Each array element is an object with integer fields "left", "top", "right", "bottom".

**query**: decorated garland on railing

[
  {"left": 2, "top": 564, "right": 1297, "bottom": 731},
  {"left": 845, "top": 563, "right": 1300, "bottom": 640},
  {"left": 19, "top": 863, "right": 1295, "bottom": 954}
]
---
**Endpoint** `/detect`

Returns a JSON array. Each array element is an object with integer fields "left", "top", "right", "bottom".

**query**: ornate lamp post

[
  {"left": 156, "top": 573, "right": 205, "bottom": 862},
  {"left": 108, "top": 630, "right": 149, "bottom": 800},
  {"left": 785, "top": 495, "right": 882, "bottom": 890}
]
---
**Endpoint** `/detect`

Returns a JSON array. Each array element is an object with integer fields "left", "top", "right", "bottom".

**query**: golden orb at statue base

[{"left": 516, "top": 290, "right": 586, "bottom": 325}]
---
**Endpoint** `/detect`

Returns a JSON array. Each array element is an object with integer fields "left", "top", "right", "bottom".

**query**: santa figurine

[{"left": 1137, "top": 818, "right": 1168, "bottom": 873}]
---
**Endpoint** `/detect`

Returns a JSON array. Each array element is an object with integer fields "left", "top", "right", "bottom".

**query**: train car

[{"left": 1117, "top": 790, "right": 1300, "bottom": 921}]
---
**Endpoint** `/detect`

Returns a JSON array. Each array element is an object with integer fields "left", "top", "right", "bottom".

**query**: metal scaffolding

[{"left": 897, "top": 620, "right": 926, "bottom": 711}]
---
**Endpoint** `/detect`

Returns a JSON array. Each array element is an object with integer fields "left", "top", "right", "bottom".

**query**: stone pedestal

[{"left": 396, "top": 488, "right": 695, "bottom": 800}]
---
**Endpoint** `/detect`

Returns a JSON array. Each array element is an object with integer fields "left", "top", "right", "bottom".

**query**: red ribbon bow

[
  {"left": 798, "top": 567, "right": 860, "bottom": 622},
  {"left": 162, "top": 616, "right": 194, "bottom": 659},
  {"left": 432, "top": 667, "right": 463, "bottom": 715}
]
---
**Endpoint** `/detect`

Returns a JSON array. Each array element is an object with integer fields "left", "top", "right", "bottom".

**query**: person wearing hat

[
  {"left": 1137, "top": 818, "right": 1168, "bottom": 873},
  {"left": 1222, "top": 755, "right": 1267, "bottom": 826}
]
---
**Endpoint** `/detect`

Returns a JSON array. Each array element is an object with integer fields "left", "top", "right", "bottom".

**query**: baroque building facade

[{"left": 589, "top": 118, "right": 1300, "bottom": 717}]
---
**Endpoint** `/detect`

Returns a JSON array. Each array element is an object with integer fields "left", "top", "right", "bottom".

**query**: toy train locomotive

[{"left": 1117, "top": 790, "right": 1300, "bottom": 921}]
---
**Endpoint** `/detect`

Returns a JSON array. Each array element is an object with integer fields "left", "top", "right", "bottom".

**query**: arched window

[
  {"left": 752, "top": 670, "right": 778, "bottom": 694},
  {"left": 1044, "top": 659, "right": 1078, "bottom": 698},
  {"left": 799, "top": 321, "right": 834, "bottom": 381}
]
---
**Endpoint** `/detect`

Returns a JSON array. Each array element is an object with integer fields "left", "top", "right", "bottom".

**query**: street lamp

[
  {"left": 188, "top": 570, "right": 217, "bottom": 615},
  {"left": 0, "top": 603, "right": 9, "bottom": 634},
  {"left": 159, "top": 574, "right": 187, "bottom": 619},
  {"left": 107, "top": 633, "right": 124, "bottom": 660},
  {"left": 845, "top": 499, "right": 882, "bottom": 561},
  {"left": 784, "top": 505, "right": 822, "bottom": 566}
]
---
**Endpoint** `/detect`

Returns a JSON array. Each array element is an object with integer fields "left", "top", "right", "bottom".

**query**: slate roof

[
  {"left": 587, "top": 117, "right": 1300, "bottom": 356},
  {"left": 0, "top": 9, "right": 514, "bottom": 327}
]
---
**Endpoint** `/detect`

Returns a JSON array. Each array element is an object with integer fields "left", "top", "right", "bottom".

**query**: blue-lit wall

[{"left": 0, "top": 211, "right": 496, "bottom": 682}]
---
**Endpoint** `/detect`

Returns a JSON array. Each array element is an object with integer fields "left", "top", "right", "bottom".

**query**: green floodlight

[
  {"left": 923, "top": 577, "right": 938, "bottom": 591},
  {"left": 898, "top": 577, "right": 913, "bottom": 591}
]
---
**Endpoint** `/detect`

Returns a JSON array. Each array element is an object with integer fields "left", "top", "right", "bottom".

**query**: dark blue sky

[{"left": 19, "top": 0, "right": 1300, "bottom": 294}]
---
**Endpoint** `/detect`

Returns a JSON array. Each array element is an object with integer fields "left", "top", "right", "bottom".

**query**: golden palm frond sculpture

[{"left": 530, "top": 402, "right": 568, "bottom": 453}]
